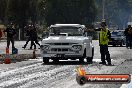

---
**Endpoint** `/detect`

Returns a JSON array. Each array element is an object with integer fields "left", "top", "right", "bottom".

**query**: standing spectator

[
  {"left": 22, "top": 25, "right": 31, "bottom": 49},
  {"left": 4, "top": 23, "right": 16, "bottom": 48},
  {"left": 30, "top": 25, "right": 40, "bottom": 49},
  {"left": 128, "top": 27, "right": 132, "bottom": 49},
  {"left": 33, "top": 25, "right": 41, "bottom": 48},
  {"left": 29, "top": 25, "right": 36, "bottom": 49},
  {"left": 124, "top": 25, "right": 131, "bottom": 48},
  {"left": 98, "top": 21, "right": 112, "bottom": 66}
]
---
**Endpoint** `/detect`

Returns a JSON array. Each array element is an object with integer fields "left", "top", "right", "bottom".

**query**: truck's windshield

[
  {"left": 49, "top": 27, "right": 83, "bottom": 36},
  {"left": 111, "top": 31, "right": 124, "bottom": 36}
]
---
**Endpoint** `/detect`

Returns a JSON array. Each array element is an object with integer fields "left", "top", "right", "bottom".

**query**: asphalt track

[{"left": 0, "top": 40, "right": 132, "bottom": 88}]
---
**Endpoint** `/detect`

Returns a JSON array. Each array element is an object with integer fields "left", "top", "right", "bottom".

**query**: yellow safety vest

[{"left": 100, "top": 28, "right": 109, "bottom": 45}]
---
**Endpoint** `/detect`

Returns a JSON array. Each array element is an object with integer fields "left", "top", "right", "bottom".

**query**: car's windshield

[
  {"left": 111, "top": 31, "right": 124, "bottom": 36},
  {"left": 49, "top": 26, "right": 83, "bottom": 36}
]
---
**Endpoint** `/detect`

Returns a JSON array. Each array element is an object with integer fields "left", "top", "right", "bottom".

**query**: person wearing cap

[{"left": 98, "top": 21, "right": 112, "bottom": 66}]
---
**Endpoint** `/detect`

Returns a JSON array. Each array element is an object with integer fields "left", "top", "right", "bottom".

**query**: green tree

[
  {"left": 42, "top": 0, "right": 97, "bottom": 27},
  {"left": 95, "top": 0, "right": 132, "bottom": 28},
  {"left": 0, "top": 0, "right": 7, "bottom": 23}
]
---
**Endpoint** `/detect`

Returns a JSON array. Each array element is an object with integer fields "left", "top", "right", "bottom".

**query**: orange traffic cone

[
  {"left": 33, "top": 49, "right": 36, "bottom": 59},
  {"left": 4, "top": 57, "right": 11, "bottom": 64},
  {"left": 4, "top": 47, "right": 11, "bottom": 64}
]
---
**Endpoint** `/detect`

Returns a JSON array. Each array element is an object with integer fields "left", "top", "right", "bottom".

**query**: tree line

[
  {"left": 0, "top": 0, "right": 132, "bottom": 29},
  {"left": 0, "top": 0, "right": 97, "bottom": 26},
  {"left": 0, "top": 0, "right": 97, "bottom": 39},
  {"left": 96, "top": 0, "right": 132, "bottom": 28}
]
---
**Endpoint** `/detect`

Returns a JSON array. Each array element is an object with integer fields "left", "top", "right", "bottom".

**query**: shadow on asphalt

[
  {"left": 42, "top": 61, "right": 90, "bottom": 65},
  {"left": 42, "top": 61, "right": 116, "bottom": 66}
]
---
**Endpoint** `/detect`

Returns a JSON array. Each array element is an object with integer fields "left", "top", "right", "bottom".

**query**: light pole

[{"left": 102, "top": 0, "right": 105, "bottom": 20}]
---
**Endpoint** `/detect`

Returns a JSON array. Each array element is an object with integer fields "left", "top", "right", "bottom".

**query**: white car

[{"left": 40, "top": 24, "right": 94, "bottom": 63}]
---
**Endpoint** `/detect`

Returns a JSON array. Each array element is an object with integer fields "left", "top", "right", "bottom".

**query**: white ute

[{"left": 40, "top": 24, "right": 94, "bottom": 63}]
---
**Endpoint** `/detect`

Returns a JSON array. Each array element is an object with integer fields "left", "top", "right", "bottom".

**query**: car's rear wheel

[{"left": 43, "top": 57, "right": 49, "bottom": 63}]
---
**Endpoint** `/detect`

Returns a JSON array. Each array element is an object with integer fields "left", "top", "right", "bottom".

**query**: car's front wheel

[
  {"left": 86, "top": 57, "right": 93, "bottom": 64},
  {"left": 43, "top": 57, "right": 49, "bottom": 63},
  {"left": 86, "top": 48, "right": 94, "bottom": 63}
]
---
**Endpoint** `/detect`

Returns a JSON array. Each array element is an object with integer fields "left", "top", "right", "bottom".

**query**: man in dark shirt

[
  {"left": 128, "top": 27, "right": 132, "bottom": 49},
  {"left": 4, "top": 24, "right": 16, "bottom": 48},
  {"left": 95, "top": 21, "right": 112, "bottom": 66},
  {"left": 22, "top": 25, "right": 32, "bottom": 49},
  {"left": 30, "top": 25, "right": 40, "bottom": 49},
  {"left": 124, "top": 25, "right": 131, "bottom": 48}
]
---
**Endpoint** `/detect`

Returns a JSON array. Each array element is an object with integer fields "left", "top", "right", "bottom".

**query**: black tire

[
  {"left": 43, "top": 57, "right": 49, "bottom": 63},
  {"left": 120, "top": 41, "right": 123, "bottom": 47},
  {"left": 91, "top": 48, "right": 94, "bottom": 59},
  {"left": 86, "top": 48, "right": 94, "bottom": 63},
  {"left": 83, "top": 49, "right": 86, "bottom": 58},
  {"left": 122, "top": 40, "right": 125, "bottom": 45},
  {"left": 79, "top": 49, "right": 87, "bottom": 63},
  {"left": 120, "top": 43, "right": 123, "bottom": 47}
]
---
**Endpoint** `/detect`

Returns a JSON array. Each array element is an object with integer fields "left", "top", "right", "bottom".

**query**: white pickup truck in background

[{"left": 40, "top": 24, "right": 94, "bottom": 63}]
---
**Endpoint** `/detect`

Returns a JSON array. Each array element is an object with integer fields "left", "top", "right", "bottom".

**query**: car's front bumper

[
  {"left": 41, "top": 53, "right": 83, "bottom": 59},
  {"left": 108, "top": 40, "right": 122, "bottom": 45}
]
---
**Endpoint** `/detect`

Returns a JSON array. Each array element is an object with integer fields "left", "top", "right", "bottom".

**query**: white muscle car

[{"left": 40, "top": 24, "right": 94, "bottom": 63}]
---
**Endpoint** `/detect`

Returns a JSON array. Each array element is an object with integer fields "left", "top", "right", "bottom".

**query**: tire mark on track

[{"left": 0, "top": 65, "right": 75, "bottom": 88}]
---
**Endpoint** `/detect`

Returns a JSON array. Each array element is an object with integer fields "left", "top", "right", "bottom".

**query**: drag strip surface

[{"left": 0, "top": 40, "right": 131, "bottom": 88}]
